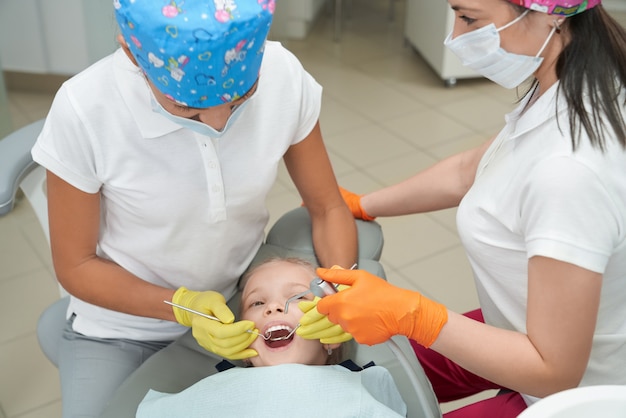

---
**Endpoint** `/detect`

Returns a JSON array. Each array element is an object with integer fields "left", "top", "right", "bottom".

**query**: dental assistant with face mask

[
  {"left": 31, "top": 1, "right": 357, "bottom": 417},
  {"left": 298, "top": 0, "right": 626, "bottom": 416}
]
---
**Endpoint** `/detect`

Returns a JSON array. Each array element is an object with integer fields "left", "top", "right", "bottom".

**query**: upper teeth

[{"left": 266, "top": 325, "right": 292, "bottom": 333}]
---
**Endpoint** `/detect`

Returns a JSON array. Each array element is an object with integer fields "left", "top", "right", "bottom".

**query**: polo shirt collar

[
  {"left": 113, "top": 49, "right": 184, "bottom": 139},
  {"left": 506, "top": 81, "right": 567, "bottom": 139}
]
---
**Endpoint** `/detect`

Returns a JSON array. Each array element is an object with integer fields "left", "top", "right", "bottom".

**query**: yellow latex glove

[
  {"left": 172, "top": 287, "right": 258, "bottom": 360},
  {"left": 296, "top": 286, "right": 353, "bottom": 344},
  {"left": 316, "top": 268, "right": 448, "bottom": 347}
]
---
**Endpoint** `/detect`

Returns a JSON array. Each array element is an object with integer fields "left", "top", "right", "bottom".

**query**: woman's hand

[
  {"left": 296, "top": 296, "right": 353, "bottom": 344},
  {"left": 315, "top": 268, "right": 448, "bottom": 347},
  {"left": 172, "top": 287, "right": 258, "bottom": 359},
  {"left": 338, "top": 187, "right": 376, "bottom": 221}
]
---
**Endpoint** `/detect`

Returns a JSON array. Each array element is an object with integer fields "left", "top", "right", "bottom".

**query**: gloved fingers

[
  {"left": 297, "top": 312, "right": 334, "bottom": 333},
  {"left": 351, "top": 328, "right": 393, "bottom": 346},
  {"left": 297, "top": 321, "right": 347, "bottom": 340},
  {"left": 191, "top": 327, "right": 254, "bottom": 351},
  {"left": 338, "top": 186, "right": 375, "bottom": 221},
  {"left": 297, "top": 279, "right": 350, "bottom": 316},
  {"left": 191, "top": 322, "right": 258, "bottom": 358},
  {"left": 318, "top": 267, "right": 389, "bottom": 291},
  {"left": 192, "top": 292, "right": 235, "bottom": 324},
  {"left": 316, "top": 267, "right": 358, "bottom": 287},
  {"left": 338, "top": 186, "right": 358, "bottom": 199},
  {"left": 297, "top": 299, "right": 319, "bottom": 314},
  {"left": 209, "top": 303, "right": 236, "bottom": 324},
  {"left": 206, "top": 331, "right": 258, "bottom": 353},
  {"left": 338, "top": 187, "right": 364, "bottom": 219},
  {"left": 320, "top": 331, "right": 353, "bottom": 344},
  {"left": 296, "top": 289, "right": 354, "bottom": 343},
  {"left": 297, "top": 302, "right": 326, "bottom": 326},
  {"left": 298, "top": 289, "right": 351, "bottom": 325},
  {"left": 172, "top": 287, "right": 236, "bottom": 326},
  {"left": 200, "top": 336, "right": 259, "bottom": 360},
  {"left": 225, "top": 348, "right": 259, "bottom": 361},
  {"left": 198, "top": 319, "right": 256, "bottom": 339}
]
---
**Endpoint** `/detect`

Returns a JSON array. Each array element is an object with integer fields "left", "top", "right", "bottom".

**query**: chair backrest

[
  {"left": 0, "top": 119, "right": 46, "bottom": 221},
  {"left": 246, "top": 206, "right": 386, "bottom": 281},
  {"left": 248, "top": 206, "right": 442, "bottom": 418},
  {"left": 0, "top": 119, "right": 61, "bottom": 294}
]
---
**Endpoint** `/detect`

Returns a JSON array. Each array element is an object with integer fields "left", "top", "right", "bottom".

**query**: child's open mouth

[{"left": 264, "top": 325, "right": 296, "bottom": 348}]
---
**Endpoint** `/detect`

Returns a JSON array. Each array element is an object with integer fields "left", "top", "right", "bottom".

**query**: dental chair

[
  {"left": 0, "top": 119, "right": 47, "bottom": 225},
  {"left": 0, "top": 120, "right": 442, "bottom": 418}
]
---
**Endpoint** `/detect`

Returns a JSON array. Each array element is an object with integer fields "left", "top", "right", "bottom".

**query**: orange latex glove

[
  {"left": 316, "top": 267, "right": 448, "bottom": 347},
  {"left": 339, "top": 187, "right": 376, "bottom": 221}
]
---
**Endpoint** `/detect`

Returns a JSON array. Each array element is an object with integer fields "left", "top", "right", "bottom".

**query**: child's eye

[{"left": 248, "top": 300, "right": 264, "bottom": 308}]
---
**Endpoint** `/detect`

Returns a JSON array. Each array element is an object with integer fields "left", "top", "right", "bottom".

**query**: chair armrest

[{"left": 0, "top": 119, "right": 45, "bottom": 216}]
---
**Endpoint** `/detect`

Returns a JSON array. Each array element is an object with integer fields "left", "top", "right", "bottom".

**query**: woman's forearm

[
  {"left": 361, "top": 137, "right": 495, "bottom": 217},
  {"left": 431, "top": 312, "right": 584, "bottom": 398},
  {"left": 55, "top": 256, "right": 177, "bottom": 321},
  {"left": 430, "top": 258, "right": 600, "bottom": 398},
  {"left": 47, "top": 170, "right": 177, "bottom": 321},
  {"left": 310, "top": 204, "right": 358, "bottom": 269}
]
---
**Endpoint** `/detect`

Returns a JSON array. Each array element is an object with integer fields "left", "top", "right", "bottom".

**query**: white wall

[
  {"left": 604, "top": 0, "right": 626, "bottom": 12},
  {"left": 1, "top": 0, "right": 622, "bottom": 74},
  {"left": 0, "top": 0, "right": 117, "bottom": 75},
  {"left": 0, "top": 0, "right": 326, "bottom": 73}
]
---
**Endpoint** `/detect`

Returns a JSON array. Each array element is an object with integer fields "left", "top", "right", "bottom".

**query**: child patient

[
  {"left": 136, "top": 258, "right": 407, "bottom": 417},
  {"left": 239, "top": 257, "right": 342, "bottom": 367}
]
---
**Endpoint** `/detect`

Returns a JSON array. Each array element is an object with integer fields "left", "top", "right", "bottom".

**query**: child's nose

[{"left": 265, "top": 301, "right": 285, "bottom": 315}]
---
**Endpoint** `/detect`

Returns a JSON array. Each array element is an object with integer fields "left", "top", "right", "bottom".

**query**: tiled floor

[{"left": 1, "top": 2, "right": 624, "bottom": 417}]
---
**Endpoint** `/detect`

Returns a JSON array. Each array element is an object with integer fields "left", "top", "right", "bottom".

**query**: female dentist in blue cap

[{"left": 33, "top": 1, "right": 356, "bottom": 416}]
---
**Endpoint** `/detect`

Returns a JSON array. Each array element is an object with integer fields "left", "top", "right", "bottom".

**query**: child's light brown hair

[{"left": 240, "top": 257, "right": 344, "bottom": 365}]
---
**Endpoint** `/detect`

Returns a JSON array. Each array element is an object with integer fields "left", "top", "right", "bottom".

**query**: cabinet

[
  {"left": 271, "top": 0, "right": 327, "bottom": 40},
  {"left": 404, "top": 0, "right": 479, "bottom": 86},
  {"left": 0, "top": 0, "right": 117, "bottom": 75}
]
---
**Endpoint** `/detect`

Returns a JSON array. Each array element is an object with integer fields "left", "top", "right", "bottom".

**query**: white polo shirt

[
  {"left": 32, "top": 41, "right": 322, "bottom": 340},
  {"left": 457, "top": 82, "right": 626, "bottom": 405}
]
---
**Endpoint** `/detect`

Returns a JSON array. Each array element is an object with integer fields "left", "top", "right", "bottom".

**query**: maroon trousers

[{"left": 410, "top": 310, "right": 528, "bottom": 417}]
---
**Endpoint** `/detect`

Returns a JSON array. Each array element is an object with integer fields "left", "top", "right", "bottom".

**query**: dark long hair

[
  {"left": 518, "top": 5, "right": 626, "bottom": 151},
  {"left": 557, "top": 6, "right": 626, "bottom": 151}
]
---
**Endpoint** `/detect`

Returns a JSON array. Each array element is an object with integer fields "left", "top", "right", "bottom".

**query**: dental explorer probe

[{"left": 163, "top": 300, "right": 298, "bottom": 341}]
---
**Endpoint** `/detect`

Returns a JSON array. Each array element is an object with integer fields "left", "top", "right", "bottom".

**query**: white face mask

[
  {"left": 444, "top": 10, "right": 557, "bottom": 89},
  {"left": 150, "top": 96, "right": 250, "bottom": 138}
]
